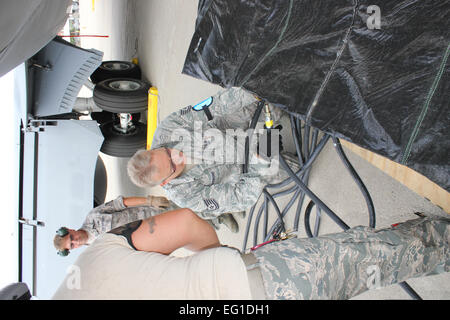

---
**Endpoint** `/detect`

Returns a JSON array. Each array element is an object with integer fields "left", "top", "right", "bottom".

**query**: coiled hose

[{"left": 241, "top": 110, "right": 422, "bottom": 300}]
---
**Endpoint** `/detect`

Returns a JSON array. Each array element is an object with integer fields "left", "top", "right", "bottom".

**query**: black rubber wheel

[
  {"left": 94, "top": 156, "right": 107, "bottom": 206},
  {"left": 93, "top": 78, "right": 150, "bottom": 113},
  {"left": 90, "top": 60, "right": 141, "bottom": 84},
  {"left": 100, "top": 121, "right": 147, "bottom": 158}
]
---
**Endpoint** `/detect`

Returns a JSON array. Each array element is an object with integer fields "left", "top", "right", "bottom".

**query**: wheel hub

[
  {"left": 103, "top": 62, "right": 131, "bottom": 71},
  {"left": 108, "top": 80, "right": 141, "bottom": 91},
  {"left": 113, "top": 113, "right": 136, "bottom": 134}
]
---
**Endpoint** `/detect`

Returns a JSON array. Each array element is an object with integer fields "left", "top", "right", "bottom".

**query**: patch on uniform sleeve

[
  {"left": 204, "top": 199, "right": 219, "bottom": 211},
  {"left": 201, "top": 172, "right": 216, "bottom": 186},
  {"left": 180, "top": 105, "right": 192, "bottom": 116}
]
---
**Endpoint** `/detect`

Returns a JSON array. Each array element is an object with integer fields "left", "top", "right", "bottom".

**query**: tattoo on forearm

[{"left": 148, "top": 217, "right": 156, "bottom": 234}]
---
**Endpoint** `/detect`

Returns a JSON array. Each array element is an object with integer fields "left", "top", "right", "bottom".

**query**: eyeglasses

[
  {"left": 161, "top": 148, "right": 176, "bottom": 182},
  {"left": 56, "top": 227, "right": 70, "bottom": 257}
]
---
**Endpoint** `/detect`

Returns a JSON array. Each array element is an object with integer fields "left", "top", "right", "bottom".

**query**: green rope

[{"left": 401, "top": 43, "right": 450, "bottom": 165}]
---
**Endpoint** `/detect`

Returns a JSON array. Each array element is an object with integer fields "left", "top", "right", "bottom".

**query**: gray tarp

[
  {"left": 0, "top": 0, "right": 72, "bottom": 77},
  {"left": 182, "top": 0, "right": 450, "bottom": 192}
]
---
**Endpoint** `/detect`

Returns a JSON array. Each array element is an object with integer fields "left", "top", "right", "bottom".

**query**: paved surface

[{"left": 79, "top": 0, "right": 449, "bottom": 299}]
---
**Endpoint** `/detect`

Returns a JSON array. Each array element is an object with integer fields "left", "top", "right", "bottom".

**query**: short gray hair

[
  {"left": 127, "top": 149, "right": 162, "bottom": 187},
  {"left": 53, "top": 231, "right": 68, "bottom": 251}
]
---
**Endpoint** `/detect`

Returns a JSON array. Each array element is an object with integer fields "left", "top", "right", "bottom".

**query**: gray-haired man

[{"left": 127, "top": 87, "right": 299, "bottom": 232}]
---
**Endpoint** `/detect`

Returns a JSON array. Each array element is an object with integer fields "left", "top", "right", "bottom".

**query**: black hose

[
  {"left": 314, "top": 208, "right": 321, "bottom": 236},
  {"left": 244, "top": 123, "right": 331, "bottom": 245},
  {"left": 332, "top": 137, "right": 376, "bottom": 228},
  {"left": 263, "top": 189, "right": 286, "bottom": 233},
  {"left": 293, "top": 178, "right": 308, "bottom": 232},
  {"left": 242, "top": 203, "right": 257, "bottom": 252},
  {"left": 304, "top": 200, "right": 322, "bottom": 238},
  {"left": 241, "top": 106, "right": 421, "bottom": 299},
  {"left": 399, "top": 282, "right": 423, "bottom": 300},
  {"left": 303, "top": 123, "right": 311, "bottom": 160},
  {"left": 292, "top": 127, "right": 320, "bottom": 231},
  {"left": 279, "top": 154, "right": 351, "bottom": 231},
  {"left": 310, "top": 128, "right": 319, "bottom": 152},
  {"left": 290, "top": 116, "right": 304, "bottom": 165},
  {"left": 252, "top": 201, "right": 266, "bottom": 247},
  {"left": 304, "top": 200, "right": 315, "bottom": 238},
  {"left": 265, "top": 134, "right": 330, "bottom": 190},
  {"left": 263, "top": 196, "right": 269, "bottom": 239},
  {"left": 243, "top": 100, "right": 265, "bottom": 173},
  {"left": 264, "top": 188, "right": 302, "bottom": 242}
]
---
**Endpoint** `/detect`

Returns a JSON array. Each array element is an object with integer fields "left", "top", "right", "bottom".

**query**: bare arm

[
  {"left": 123, "top": 196, "right": 170, "bottom": 209},
  {"left": 123, "top": 208, "right": 220, "bottom": 254},
  {"left": 123, "top": 197, "right": 148, "bottom": 207}
]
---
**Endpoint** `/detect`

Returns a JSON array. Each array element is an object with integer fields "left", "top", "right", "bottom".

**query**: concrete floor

[{"left": 80, "top": 0, "right": 449, "bottom": 299}]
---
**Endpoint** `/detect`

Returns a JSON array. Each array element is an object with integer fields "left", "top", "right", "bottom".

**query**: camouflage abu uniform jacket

[
  {"left": 81, "top": 196, "right": 178, "bottom": 244},
  {"left": 151, "top": 87, "right": 291, "bottom": 219}
]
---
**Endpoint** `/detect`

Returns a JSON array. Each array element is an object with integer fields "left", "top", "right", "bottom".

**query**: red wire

[{"left": 250, "top": 239, "right": 278, "bottom": 251}]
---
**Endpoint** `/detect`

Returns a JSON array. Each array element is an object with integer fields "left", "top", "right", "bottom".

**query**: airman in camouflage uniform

[
  {"left": 251, "top": 216, "right": 450, "bottom": 299},
  {"left": 53, "top": 195, "right": 178, "bottom": 255},
  {"left": 81, "top": 195, "right": 178, "bottom": 243},
  {"left": 148, "top": 87, "right": 298, "bottom": 220}
]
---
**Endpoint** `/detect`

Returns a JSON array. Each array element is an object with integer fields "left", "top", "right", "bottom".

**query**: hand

[{"left": 147, "top": 195, "right": 170, "bottom": 209}]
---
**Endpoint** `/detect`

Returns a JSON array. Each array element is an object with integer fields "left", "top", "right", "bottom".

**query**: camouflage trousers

[{"left": 252, "top": 216, "right": 450, "bottom": 300}]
